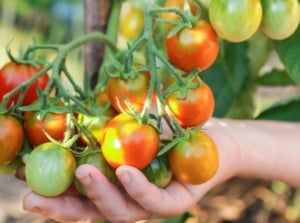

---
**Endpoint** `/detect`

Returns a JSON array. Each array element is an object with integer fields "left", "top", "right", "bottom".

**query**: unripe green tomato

[
  {"left": 25, "top": 143, "right": 76, "bottom": 197},
  {"left": 209, "top": 0, "right": 262, "bottom": 42},
  {"left": 260, "top": 0, "right": 300, "bottom": 40}
]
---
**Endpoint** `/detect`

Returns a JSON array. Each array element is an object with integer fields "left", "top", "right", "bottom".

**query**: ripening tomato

[
  {"left": 0, "top": 115, "right": 24, "bottom": 166},
  {"left": 25, "top": 142, "right": 76, "bottom": 197},
  {"left": 77, "top": 91, "right": 117, "bottom": 146},
  {"left": 168, "top": 131, "right": 219, "bottom": 185},
  {"left": 209, "top": 0, "right": 262, "bottom": 42},
  {"left": 161, "top": 0, "right": 184, "bottom": 23},
  {"left": 165, "top": 77, "right": 214, "bottom": 128},
  {"left": 23, "top": 102, "right": 68, "bottom": 147},
  {"left": 165, "top": 19, "right": 219, "bottom": 72},
  {"left": 0, "top": 62, "right": 49, "bottom": 107},
  {"left": 260, "top": 0, "right": 300, "bottom": 40},
  {"left": 101, "top": 113, "right": 159, "bottom": 169},
  {"left": 0, "top": 157, "right": 22, "bottom": 175},
  {"left": 106, "top": 70, "right": 155, "bottom": 114},
  {"left": 120, "top": 6, "right": 145, "bottom": 40}
]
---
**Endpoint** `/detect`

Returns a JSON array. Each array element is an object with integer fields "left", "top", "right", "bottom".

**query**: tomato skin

[
  {"left": 106, "top": 71, "right": 154, "bottom": 113},
  {"left": 168, "top": 131, "right": 219, "bottom": 185},
  {"left": 165, "top": 19, "right": 219, "bottom": 72},
  {"left": 120, "top": 7, "right": 144, "bottom": 40},
  {"left": 25, "top": 142, "right": 76, "bottom": 197},
  {"left": 260, "top": 0, "right": 300, "bottom": 40},
  {"left": 101, "top": 113, "right": 159, "bottom": 169},
  {"left": 165, "top": 78, "right": 214, "bottom": 128},
  {"left": 142, "top": 155, "right": 173, "bottom": 188},
  {"left": 0, "top": 62, "right": 49, "bottom": 106},
  {"left": 209, "top": 0, "right": 262, "bottom": 42},
  {"left": 0, "top": 115, "right": 24, "bottom": 166},
  {"left": 24, "top": 108, "right": 67, "bottom": 148}
]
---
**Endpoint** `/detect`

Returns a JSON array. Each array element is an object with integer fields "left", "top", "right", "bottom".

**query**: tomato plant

[
  {"left": 209, "top": 0, "right": 262, "bottom": 42},
  {"left": 25, "top": 142, "right": 76, "bottom": 197},
  {"left": 260, "top": 0, "right": 300, "bottom": 40},
  {"left": 101, "top": 113, "right": 159, "bottom": 169},
  {"left": 120, "top": 6, "right": 144, "bottom": 40},
  {"left": 0, "top": 115, "right": 24, "bottom": 166},
  {"left": 106, "top": 70, "right": 155, "bottom": 113},
  {"left": 23, "top": 104, "right": 68, "bottom": 147},
  {"left": 0, "top": 62, "right": 49, "bottom": 107},
  {"left": 168, "top": 131, "right": 219, "bottom": 185},
  {"left": 165, "top": 19, "right": 219, "bottom": 72},
  {"left": 165, "top": 77, "right": 214, "bottom": 128}
]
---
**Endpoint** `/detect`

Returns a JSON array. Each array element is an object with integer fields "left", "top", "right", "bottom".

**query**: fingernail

[
  {"left": 117, "top": 169, "right": 131, "bottom": 185},
  {"left": 76, "top": 167, "right": 92, "bottom": 185}
]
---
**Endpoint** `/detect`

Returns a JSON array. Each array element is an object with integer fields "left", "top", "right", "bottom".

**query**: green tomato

[
  {"left": 209, "top": 0, "right": 262, "bottom": 42},
  {"left": 260, "top": 0, "right": 300, "bottom": 40},
  {"left": 142, "top": 155, "right": 173, "bottom": 188},
  {"left": 25, "top": 142, "right": 76, "bottom": 197}
]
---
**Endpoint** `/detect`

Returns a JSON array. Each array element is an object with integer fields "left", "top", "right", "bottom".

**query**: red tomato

[
  {"left": 168, "top": 131, "right": 219, "bottom": 185},
  {"left": 23, "top": 103, "right": 67, "bottom": 147},
  {"left": 0, "top": 115, "right": 24, "bottom": 166},
  {"left": 165, "top": 77, "right": 214, "bottom": 127},
  {"left": 106, "top": 70, "right": 155, "bottom": 113},
  {"left": 101, "top": 113, "right": 159, "bottom": 169},
  {"left": 0, "top": 62, "right": 49, "bottom": 106},
  {"left": 165, "top": 19, "right": 219, "bottom": 72}
]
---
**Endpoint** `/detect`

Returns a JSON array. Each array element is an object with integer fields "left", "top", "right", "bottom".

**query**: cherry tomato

[
  {"left": 165, "top": 77, "right": 214, "bottom": 128},
  {"left": 101, "top": 113, "right": 159, "bottom": 169},
  {"left": 161, "top": 0, "right": 184, "bottom": 24},
  {"left": 0, "top": 156, "right": 22, "bottom": 175},
  {"left": 106, "top": 70, "right": 155, "bottom": 114},
  {"left": 0, "top": 115, "right": 24, "bottom": 166},
  {"left": 75, "top": 149, "right": 117, "bottom": 194},
  {"left": 209, "top": 0, "right": 262, "bottom": 42},
  {"left": 168, "top": 131, "right": 219, "bottom": 185},
  {"left": 142, "top": 155, "right": 173, "bottom": 188},
  {"left": 165, "top": 19, "right": 219, "bottom": 72},
  {"left": 260, "top": 0, "right": 300, "bottom": 40},
  {"left": 0, "top": 62, "right": 49, "bottom": 107},
  {"left": 77, "top": 92, "right": 117, "bottom": 146},
  {"left": 120, "top": 6, "right": 144, "bottom": 40},
  {"left": 23, "top": 102, "right": 68, "bottom": 148},
  {"left": 25, "top": 142, "right": 76, "bottom": 197}
]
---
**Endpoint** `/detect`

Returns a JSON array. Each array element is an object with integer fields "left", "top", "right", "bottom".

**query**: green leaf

[
  {"left": 256, "top": 68, "right": 296, "bottom": 87},
  {"left": 273, "top": 26, "right": 300, "bottom": 86},
  {"left": 201, "top": 41, "right": 249, "bottom": 117},
  {"left": 256, "top": 95, "right": 300, "bottom": 121}
]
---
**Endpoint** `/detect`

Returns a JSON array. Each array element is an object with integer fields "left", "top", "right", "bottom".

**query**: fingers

[
  {"left": 116, "top": 166, "right": 202, "bottom": 217},
  {"left": 75, "top": 164, "right": 150, "bottom": 223},
  {"left": 23, "top": 192, "right": 102, "bottom": 223}
]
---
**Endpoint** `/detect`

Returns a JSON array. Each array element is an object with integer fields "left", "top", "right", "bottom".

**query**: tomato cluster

[{"left": 0, "top": 0, "right": 224, "bottom": 197}]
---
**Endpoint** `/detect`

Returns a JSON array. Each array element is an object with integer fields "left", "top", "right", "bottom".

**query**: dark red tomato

[
  {"left": 0, "top": 115, "right": 24, "bottom": 166},
  {"left": 106, "top": 71, "right": 155, "bottom": 114},
  {"left": 77, "top": 91, "right": 117, "bottom": 146},
  {"left": 24, "top": 103, "right": 67, "bottom": 147},
  {"left": 165, "top": 19, "right": 219, "bottom": 72},
  {"left": 25, "top": 142, "right": 76, "bottom": 197},
  {"left": 0, "top": 62, "right": 49, "bottom": 106},
  {"left": 168, "top": 131, "right": 219, "bottom": 185},
  {"left": 165, "top": 77, "right": 214, "bottom": 128},
  {"left": 101, "top": 113, "right": 159, "bottom": 169}
]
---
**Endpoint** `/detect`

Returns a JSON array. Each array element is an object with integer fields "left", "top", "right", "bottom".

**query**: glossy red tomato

[
  {"left": 106, "top": 70, "right": 155, "bottom": 114},
  {"left": 165, "top": 19, "right": 219, "bottom": 72},
  {"left": 25, "top": 142, "right": 76, "bottom": 197},
  {"left": 168, "top": 131, "right": 219, "bottom": 185},
  {"left": 0, "top": 62, "right": 49, "bottom": 107},
  {"left": 101, "top": 113, "right": 159, "bottom": 169},
  {"left": 0, "top": 115, "right": 24, "bottom": 166},
  {"left": 165, "top": 77, "right": 215, "bottom": 128},
  {"left": 23, "top": 102, "right": 67, "bottom": 147}
]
